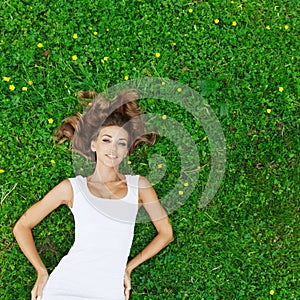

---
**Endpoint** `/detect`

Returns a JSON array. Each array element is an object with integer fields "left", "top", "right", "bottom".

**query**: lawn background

[{"left": 0, "top": 0, "right": 299, "bottom": 299}]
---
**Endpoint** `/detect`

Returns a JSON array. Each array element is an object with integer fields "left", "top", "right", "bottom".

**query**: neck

[{"left": 89, "top": 163, "right": 122, "bottom": 183}]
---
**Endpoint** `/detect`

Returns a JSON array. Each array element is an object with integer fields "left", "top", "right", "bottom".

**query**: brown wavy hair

[{"left": 56, "top": 89, "right": 156, "bottom": 161}]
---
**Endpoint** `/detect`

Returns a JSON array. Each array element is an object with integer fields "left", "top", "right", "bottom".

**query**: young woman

[{"left": 13, "top": 89, "right": 174, "bottom": 300}]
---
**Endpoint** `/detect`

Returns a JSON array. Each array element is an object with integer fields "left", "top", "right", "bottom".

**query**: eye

[
  {"left": 102, "top": 139, "right": 111, "bottom": 143},
  {"left": 118, "top": 142, "right": 127, "bottom": 147}
]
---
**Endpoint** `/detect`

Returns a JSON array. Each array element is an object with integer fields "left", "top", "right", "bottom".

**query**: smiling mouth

[{"left": 107, "top": 154, "right": 117, "bottom": 159}]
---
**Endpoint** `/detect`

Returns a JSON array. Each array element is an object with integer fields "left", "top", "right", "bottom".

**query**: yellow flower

[
  {"left": 232, "top": 21, "right": 237, "bottom": 26},
  {"left": 9, "top": 84, "right": 15, "bottom": 91},
  {"left": 203, "top": 136, "right": 207, "bottom": 141},
  {"left": 162, "top": 115, "right": 167, "bottom": 120},
  {"left": 93, "top": 31, "right": 98, "bottom": 35},
  {"left": 73, "top": 33, "right": 78, "bottom": 39},
  {"left": 177, "top": 87, "right": 182, "bottom": 92},
  {"left": 101, "top": 59, "right": 105, "bottom": 64},
  {"left": 214, "top": 19, "right": 220, "bottom": 24},
  {"left": 106, "top": 28, "right": 109, "bottom": 32},
  {"left": 188, "top": 8, "right": 193, "bottom": 13},
  {"left": 103, "top": 56, "right": 109, "bottom": 61},
  {"left": 270, "top": 290, "right": 275, "bottom": 296},
  {"left": 124, "top": 75, "right": 129, "bottom": 81},
  {"left": 284, "top": 25, "right": 289, "bottom": 30},
  {"left": 183, "top": 182, "right": 189, "bottom": 187},
  {"left": 22, "top": 87, "right": 28, "bottom": 91},
  {"left": 266, "top": 25, "right": 271, "bottom": 30},
  {"left": 172, "top": 42, "right": 176, "bottom": 46},
  {"left": 72, "top": 55, "right": 78, "bottom": 61},
  {"left": 278, "top": 86, "right": 284, "bottom": 92},
  {"left": 155, "top": 52, "right": 161, "bottom": 58},
  {"left": 0, "top": 169, "right": 4, "bottom": 174},
  {"left": 127, "top": 160, "right": 132, "bottom": 165},
  {"left": 37, "top": 43, "right": 43, "bottom": 48},
  {"left": 178, "top": 190, "right": 184, "bottom": 195},
  {"left": 89, "top": 27, "right": 93, "bottom": 30},
  {"left": 157, "top": 164, "right": 163, "bottom": 168},
  {"left": 28, "top": 80, "right": 33, "bottom": 85},
  {"left": 117, "top": 48, "right": 120, "bottom": 51},
  {"left": 3, "top": 76, "right": 10, "bottom": 82},
  {"left": 266, "top": 109, "right": 271, "bottom": 114},
  {"left": 161, "top": 81, "right": 166, "bottom": 85},
  {"left": 50, "top": 160, "right": 55, "bottom": 164},
  {"left": 48, "top": 118, "right": 54, "bottom": 124}
]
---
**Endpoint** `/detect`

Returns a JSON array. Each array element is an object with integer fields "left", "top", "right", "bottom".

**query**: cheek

[
  {"left": 94, "top": 143, "right": 107, "bottom": 153},
  {"left": 118, "top": 146, "right": 128, "bottom": 156}
]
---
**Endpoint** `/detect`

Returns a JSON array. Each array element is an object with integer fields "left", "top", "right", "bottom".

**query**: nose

[{"left": 110, "top": 142, "right": 117, "bottom": 153}]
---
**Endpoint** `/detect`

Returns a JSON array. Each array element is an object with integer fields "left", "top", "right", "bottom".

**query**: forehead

[{"left": 98, "top": 126, "right": 128, "bottom": 139}]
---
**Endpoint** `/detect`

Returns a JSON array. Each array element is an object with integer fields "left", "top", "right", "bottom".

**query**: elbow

[
  {"left": 13, "top": 219, "right": 28, "bottom": 238},
  {"left": 168, "top": 222, "right": 174, "bottom": 243},
  {"left": 168, "top": 232, "right": 174, "bottom": 244},
  {"left": 165, "top": 233, "right": 174, "bottom": 247},
  {"left": 170, "top": 233, "right": 174, "bottom": 243},
  {"left": 12, "top": 221, "right": 21, "bottom": 238},
  {"left": 163, "top": 227, "right": 174, "bottom": 245}
]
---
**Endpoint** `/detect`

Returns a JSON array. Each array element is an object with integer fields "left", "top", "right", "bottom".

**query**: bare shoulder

[
  {"left": 37, "top": 178, "right": 74, "bottom": 209},
  {"left": 138, "top": 176, "right": 158, "bottom": 205},
  {"left": 138, "top": 176, "right": 153, "bottom": 189},
  {"left": 138, "top": 176, "right": 156, "bottom": 197},
  {"left": 137, "top": 176, "right": 170, "bottom": 223},
  {"left": 57, "top": 179, "right": 73, "bottom": 196},
  {"left": 53, "top": 179, "right": 74, "bottom": 207}
]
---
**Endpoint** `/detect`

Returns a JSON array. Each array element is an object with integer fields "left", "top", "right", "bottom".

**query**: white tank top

[{"left": 40, "top": 174, "right": 139, "bottom": 300}]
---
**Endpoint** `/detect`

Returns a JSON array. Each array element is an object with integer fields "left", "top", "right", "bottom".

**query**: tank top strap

[
  {"left": 67, "top": 177, "right": 83, "bottom": 212},
  {"left": 68, "top": 177, "right": 81, "bottom": 195},
  {"left": 125, "top": 174, "right": 139, "bottom": 204}
]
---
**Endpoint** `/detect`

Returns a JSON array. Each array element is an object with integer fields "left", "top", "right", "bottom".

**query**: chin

[{"left": 104, "top": 160, "right": 122, "bottom": 168}]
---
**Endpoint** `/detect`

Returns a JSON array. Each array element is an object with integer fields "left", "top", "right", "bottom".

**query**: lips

[{"left": 107, "top": 154, "right": 117, "bottom": 159}]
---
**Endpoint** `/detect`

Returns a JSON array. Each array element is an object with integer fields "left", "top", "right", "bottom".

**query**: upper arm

[
  {"left": 16, "top": 179, "right": 73, "bottom": 230},
  {"left": 138, "top": 176, "right": 173, "bottom": 237}
]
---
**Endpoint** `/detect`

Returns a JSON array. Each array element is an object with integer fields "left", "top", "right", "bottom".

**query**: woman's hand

[
  {"left": 124, "top": 268, "right": 132, "bottom": 300},
  {"left": 31, "top": 272, "right": 48, "bottom": 300}
]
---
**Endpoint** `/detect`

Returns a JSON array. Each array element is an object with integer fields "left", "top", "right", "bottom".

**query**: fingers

[
  {"left": 31, "top": 273, "right": 48, "bottom": 300},
  {"left": 31, "top": 291, "right": 42, "bottom": 300},
  {"left": 31, "top": 283, "right": 44, "bottom": 300},
  {"left": 124, "top": 270, "right": 131, "bottom": 300},
  {"left": 31, "top": 286, "right": 37, "bottom": 300},
  {"left": 124, "top": 280, "right": 131, "bottom": 300},
  {"left": 124, "top": 287, "right": 131, "bottom": 300}
]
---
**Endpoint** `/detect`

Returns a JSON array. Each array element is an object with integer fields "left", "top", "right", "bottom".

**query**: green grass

[{"left": 0, "top": 0, "right": 299, "bottom": 299}]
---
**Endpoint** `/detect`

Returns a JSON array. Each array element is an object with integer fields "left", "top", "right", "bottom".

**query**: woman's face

[{"left": 91, "top": 126, "right": 129, "bottom": 168}]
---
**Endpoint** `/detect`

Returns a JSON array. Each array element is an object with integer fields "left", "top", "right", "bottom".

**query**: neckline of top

[{"left": 82, "top": 175, "right": 129, "bottom": 201}]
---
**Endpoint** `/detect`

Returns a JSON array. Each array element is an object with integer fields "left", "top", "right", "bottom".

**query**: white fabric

[{"left": 40, "top": 175, "right": 139, "bottom": 300}]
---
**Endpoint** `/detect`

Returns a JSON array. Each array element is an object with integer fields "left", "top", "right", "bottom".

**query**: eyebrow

[{"left": 101, "top": 134, "right": 127, "bottom": 141}]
